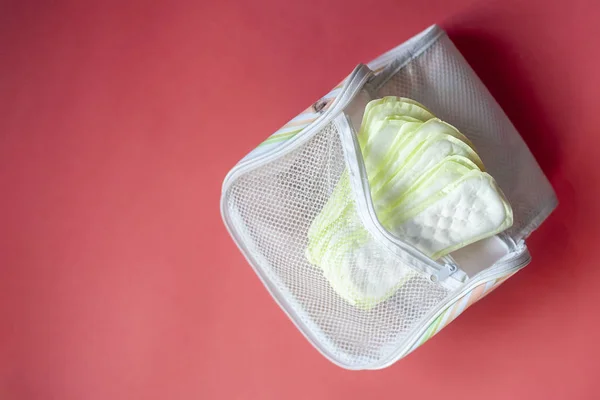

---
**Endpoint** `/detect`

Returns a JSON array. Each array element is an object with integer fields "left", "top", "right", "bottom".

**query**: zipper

[
  {"left": 432, "top": 262, "right": 458, "bottom": 282},
  {"left": 371, "top": 243, "right": 531, "bottom": 370},
  {"left": 334, "top": 113, "right": 464, "bottom": 289}
]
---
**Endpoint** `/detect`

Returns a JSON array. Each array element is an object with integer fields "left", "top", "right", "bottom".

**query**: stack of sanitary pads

[{"left": 306, "top": 97, "right": 513, "bottom": 308}]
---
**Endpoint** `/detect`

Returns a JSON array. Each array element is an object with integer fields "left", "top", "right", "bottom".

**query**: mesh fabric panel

[{"left": 225, "top": 123, "right": 448, "bottom": 367}]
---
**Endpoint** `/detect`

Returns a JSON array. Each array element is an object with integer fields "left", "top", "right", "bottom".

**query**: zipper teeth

[
  {"left": 372, "top": 247, "right": 531, "bottom": 370},
  {"left": 335, "top": 114, "right": 460, "bottom": 283},
  {"left": 222, "top": 65, "right": 368, "bottom": 192}
]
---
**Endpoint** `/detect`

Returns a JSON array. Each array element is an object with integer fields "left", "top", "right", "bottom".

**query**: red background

[{"left": 0, "top": 1, "right": 598, "bottom": 399}]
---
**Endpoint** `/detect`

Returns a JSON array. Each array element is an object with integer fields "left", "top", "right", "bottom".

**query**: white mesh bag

[{"left": 220, "top": 25, "right": 557, "bottom": 369}]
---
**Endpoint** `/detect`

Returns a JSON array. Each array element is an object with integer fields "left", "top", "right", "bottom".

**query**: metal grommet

[{"left": 429, "top": 274, "right": 438, "bottom": 283}]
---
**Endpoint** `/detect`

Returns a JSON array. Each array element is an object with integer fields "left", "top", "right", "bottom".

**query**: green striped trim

[
  {"left": 419, "top": 312, "right": 446, "bottom": 346},
  {"left": 259, "top": 129, "right": 303, "bottom": 146}
]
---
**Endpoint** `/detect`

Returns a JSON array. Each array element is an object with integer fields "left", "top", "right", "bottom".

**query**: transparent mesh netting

[
  {"left": 375, "top": 34, "right": 557, "bottom": 239},
  {"left": 224, "top": 123, "right": 449, "bottom": 367}
]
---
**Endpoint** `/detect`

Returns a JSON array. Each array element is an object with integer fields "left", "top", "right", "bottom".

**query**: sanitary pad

[{"left": 306, "top": 97, "right": 513, "bottom": 307}]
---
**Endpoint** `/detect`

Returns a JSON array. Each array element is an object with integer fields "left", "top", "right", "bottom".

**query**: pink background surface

[{"left": 1, "top": 1, "right": 599, "bottom": 399}]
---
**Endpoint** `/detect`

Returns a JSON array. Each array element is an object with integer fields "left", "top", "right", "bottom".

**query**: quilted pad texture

[{"left": 387, "top": 171, "right": 512, "bottom": 259}]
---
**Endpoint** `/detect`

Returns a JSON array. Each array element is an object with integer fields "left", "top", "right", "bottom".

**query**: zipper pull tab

[{"left": 429, "top": 263, "right": 457, "bottom": 283}]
